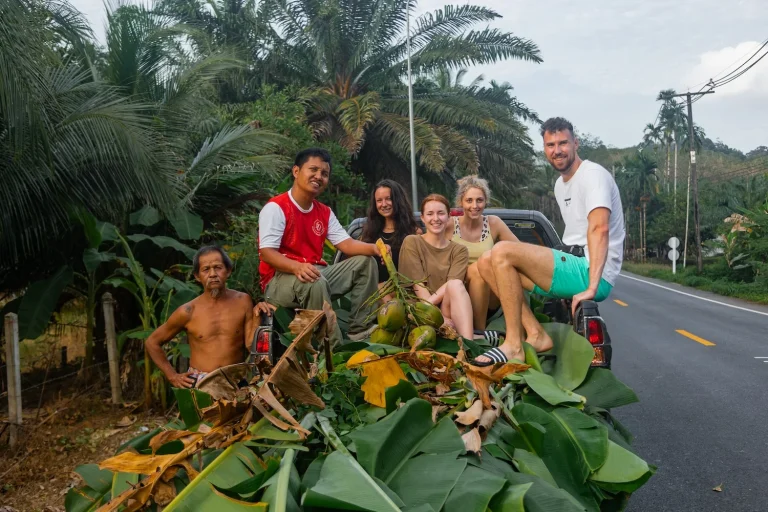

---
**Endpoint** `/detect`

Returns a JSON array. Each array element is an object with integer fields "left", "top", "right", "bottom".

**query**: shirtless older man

[{"left": 146, "top": 245, "right": 272, "bottom": 388}]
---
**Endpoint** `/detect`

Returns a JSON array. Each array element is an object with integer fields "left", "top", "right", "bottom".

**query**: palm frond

[
  {"left": 335, "top": 91, "right": 381, "bottom": 154},
  {"left": 373, "top": 112, "right": 445, "bottom": 172}
]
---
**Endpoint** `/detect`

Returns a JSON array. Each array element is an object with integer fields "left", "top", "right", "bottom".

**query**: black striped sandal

[
  {"left": 470, "top": 347, "right": 508, "bottom": 367},
  {"left": 474, "top": 329, "right": 505, "bottom": 347}
]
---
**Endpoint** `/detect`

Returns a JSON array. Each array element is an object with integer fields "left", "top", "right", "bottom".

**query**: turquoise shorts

[{"left": 531, "top": 249, "right": 613, "bottom": 301}]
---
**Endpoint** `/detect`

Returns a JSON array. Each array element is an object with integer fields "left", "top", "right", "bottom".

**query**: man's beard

[
  {"left": 208, "top": 283, "right": 223, "bottom": 298},
  {"left": 551, "top": 154, "right": 575, "bottom": 173}
]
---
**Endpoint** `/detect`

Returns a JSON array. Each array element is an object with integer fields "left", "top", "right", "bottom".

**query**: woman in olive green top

[
  {"left": 450, "top": 175, "right": 519, "bottom": 331},
  {"left": 399, "top": 194, "right": 474, "bottom": 340}
]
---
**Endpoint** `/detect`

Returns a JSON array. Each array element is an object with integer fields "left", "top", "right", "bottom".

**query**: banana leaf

[
  {"left": 168, "top": 209, "right": 204, "bottom": 240},
  {"left": 590, "top": 441, "right": 656, "bottom": 493},
  {"left": 260, "top": 449, "right": 302, "bottom": 512},
  {"left": 126, "top": 234, "right": 196, "bottom": 260},
  {"left": 510, "top": 403, "right": 599, "bottom": 511},
  {"left": 541, "top": 322, "right": 595, "bottom": 390},
  {"left": 164, "top": 442, "right": 266, "bottom": 510},
  {"left": 349, "top": 398, "right": 467, "bottom": 511},
  {"left": 64, "top": 464, "right": 114, "bottom": 512},
  {"left": 574, "top": 369, "right": 639, "bottom": 409},
  {"left": 551, "top": 408, "right": 609, "bottom": 473},
  {"left": 442, "top": 465, "right": 507, "bottom": 512},
  {"left": 522, "top": 370, "right": 586, "bottom": 407},
  {"left": 130, "top": 205, "right": 161, "bottom": 227},
  {"left": 17, "top": 265, "right": 73, "bottom": 340}
]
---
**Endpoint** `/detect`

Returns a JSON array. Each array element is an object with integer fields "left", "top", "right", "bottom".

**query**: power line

[
  {"left": 684, "top": 37, "right": 768, "bottom": 91},
  {"left": 711, "top": 39, "right": 768, "bottom": 87}
]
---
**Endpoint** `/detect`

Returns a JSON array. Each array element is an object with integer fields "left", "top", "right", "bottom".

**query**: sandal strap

[{"left": 482, "top": 347, "right": 508, "bottom": 364}]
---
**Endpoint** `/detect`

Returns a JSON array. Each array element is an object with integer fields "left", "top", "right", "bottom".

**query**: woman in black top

[{"left": 360, "top": 179, "right": 420, "bottom": 297}]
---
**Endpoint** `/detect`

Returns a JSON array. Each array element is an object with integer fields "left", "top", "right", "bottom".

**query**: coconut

[
  {"left": 377, "top": 299, "right": 407, "bottom": 332},
  {"left": 407, "top": 325, "right": 437, "bottom": 350},
  {"left": 411, "top": 301, "right": 444, "bottom": 329}
]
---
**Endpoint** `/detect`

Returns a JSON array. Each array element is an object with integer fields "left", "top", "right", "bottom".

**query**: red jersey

[{"left": 258, "top": 192, "right": 331, "bottom": 291}]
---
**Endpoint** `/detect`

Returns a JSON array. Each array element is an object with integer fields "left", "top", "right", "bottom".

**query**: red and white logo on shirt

[{"left": 312, "top": 219, "right": 325, "bottom": 236}]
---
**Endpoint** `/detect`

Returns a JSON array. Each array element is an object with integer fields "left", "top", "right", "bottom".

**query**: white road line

[
  {"left": 755, "top": 357, "right": 768, "bottom": 359},
  {"left": 619, "top": 273, "right": 768, "bottom": 318}
]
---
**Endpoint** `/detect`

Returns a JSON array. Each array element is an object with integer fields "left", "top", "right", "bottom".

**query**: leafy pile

[{"left": 65, "top": 302, "right": 653, "bottom": 511}]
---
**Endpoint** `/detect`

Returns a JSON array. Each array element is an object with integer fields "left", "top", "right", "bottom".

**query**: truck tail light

[
  {"left": 587, "top": 319, "right": 604, "bottom": 344},
  {"left": 255, "top": 331, "right": 270, "bottom": 353}
]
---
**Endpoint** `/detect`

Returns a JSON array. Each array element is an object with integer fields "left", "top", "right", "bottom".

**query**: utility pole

[
  {"left": 406, "top": 6, "right": 418, "bottom": 209},
  {"left": 672, "top": 90, "right": 714, "bottom": 272}
]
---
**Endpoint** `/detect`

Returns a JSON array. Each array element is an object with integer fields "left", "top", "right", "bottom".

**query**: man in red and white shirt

[{"left": 258, "top": 148, "right": 383, "bottom": 346}]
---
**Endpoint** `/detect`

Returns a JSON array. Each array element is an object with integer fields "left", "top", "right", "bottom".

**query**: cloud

[{"left": 683, "top": 41, "right": 768, "bottom": 97}]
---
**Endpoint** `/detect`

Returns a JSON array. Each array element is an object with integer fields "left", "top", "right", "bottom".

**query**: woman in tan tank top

[{"left": 450, "top": 175, "right": 520, "bottom": 331}]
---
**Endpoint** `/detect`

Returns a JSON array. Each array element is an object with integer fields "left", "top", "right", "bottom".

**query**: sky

[{"left": 71, "top": 0, "right": 768, "bottom": 153}]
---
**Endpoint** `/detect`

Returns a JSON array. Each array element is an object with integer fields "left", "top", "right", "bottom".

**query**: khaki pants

[{"left": 264, "top": 255, "right": 378, "bottom": 347}]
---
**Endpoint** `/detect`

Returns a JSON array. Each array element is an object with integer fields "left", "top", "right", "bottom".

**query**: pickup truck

[{"left": 253, "top": 208, "right": 612, "bottom": 368}]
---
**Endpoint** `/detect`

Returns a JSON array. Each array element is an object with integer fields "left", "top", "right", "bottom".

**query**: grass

[{"left": 623, "top": 262, "right": 768, "bottom": 305}]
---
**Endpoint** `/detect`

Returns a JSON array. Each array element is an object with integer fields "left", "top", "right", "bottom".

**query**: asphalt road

[{"left": 605, "top": 272, "right": 768, "bottom": 512}]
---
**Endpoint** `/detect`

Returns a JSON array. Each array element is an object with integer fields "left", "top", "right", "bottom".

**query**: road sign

[
  {"left": 668, "top": 248, "right": 679, "bottom": 261},
  {"left": 668, "top": 237, "right": 680, "bottom": 249}
]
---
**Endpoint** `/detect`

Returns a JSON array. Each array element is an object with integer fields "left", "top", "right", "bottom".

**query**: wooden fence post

[
  {"left": 4, "top": 313, "right": 22, "bottom": 446},
  {"left": 102, "top": 293, "right": 122, "bottom": 405}
]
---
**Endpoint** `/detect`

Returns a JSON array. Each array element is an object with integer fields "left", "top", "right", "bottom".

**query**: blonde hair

[{"left": 455, "top": 175, "right": 491, "bottom": 207}]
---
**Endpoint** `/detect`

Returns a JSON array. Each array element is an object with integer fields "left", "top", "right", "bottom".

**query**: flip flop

[
  {"left": 473, "top": 329, "right": 505, "bottom": 347},
  {"left": 470, "top": 347, "right": 508, "bottom": 367}
]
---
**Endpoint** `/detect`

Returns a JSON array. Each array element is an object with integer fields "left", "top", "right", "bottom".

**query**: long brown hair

[{"left": 361, "top": 180, "right": 419, "bottom": 248}]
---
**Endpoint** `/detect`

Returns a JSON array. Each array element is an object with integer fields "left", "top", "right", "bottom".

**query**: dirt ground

[{"left": 0, "top": 390, "right": 168, "bottom": 512}]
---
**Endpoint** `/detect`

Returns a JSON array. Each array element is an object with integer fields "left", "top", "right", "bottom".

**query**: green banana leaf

[
  {"left": 541, "top": 322, "right": 595, "bottom": 390},
  {"left": 348, "top": 398, "right": 467, "bottom": 511},
  {"left": 83, "top": 248, "right": 115, "bottom": 273},
  {"left": 442, "top": 465, "right": 507, "bottom": 512},
  {"left": 168, "top": 209, "right": 204, "bottom": 240},
  {"left": 551, "top": 408, "right": 609, "bottom": 473},
  {"left": 126, "top": 234, "right": 196, "bottom": 260},
  {"left": 164, "top": 442, "right": 266, "bottom": 511},
  {"left": 522, "top": 370, "right": 587, "bottom": 407},
  {"left": 487, "top": 482, "right": 532, "bottom": 512},
  {"left": 173, "top": 388, "right": 214, "bottom": 428},
  {"left": 510, "top": 403, "right": 599, "bottom": 511},
  {"left": 64, "top": 464, "right": 113, "bottom": 512},
  {"left": 130, "top": 205, "right": 161, "bottom": 227},
  {"left": 590, "top": 441, "right": 656, "bottom": 493},
  {"left": 17, "top": 265, "right": 74, "bottom": 340},
  {"left": 574, "top": 369, "right": 640, "bottom": 409},
  {"left": 260, "top": 449, "right": 302, "bottom": 512}
]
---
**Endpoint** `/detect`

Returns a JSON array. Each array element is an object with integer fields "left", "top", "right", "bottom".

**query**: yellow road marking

[
  {"left": 613, "top": 299, "right": 628, "bottom": 307},
  {"left": 676, "top": 329, "right": 716, "bottom": 347}
]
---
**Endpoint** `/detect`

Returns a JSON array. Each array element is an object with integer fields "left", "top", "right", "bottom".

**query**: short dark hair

[
  {"left": 540, "top": 117, "right": 575, "bottom": 138},
  {"left": 193, "top": 245, "right": 233, "bottom": 275},
  {"left": 293, "top": 148, "right": 332, "bottom": 174}
]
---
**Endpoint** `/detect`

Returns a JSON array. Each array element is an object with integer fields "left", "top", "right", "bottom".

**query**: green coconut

[
  {"left": 377, "top": 299, "right": 407, "bottom": 332},
  {"left": 411, "top": 301, "right": 444, "bottom": 329},
  {"left": 370, "top": 327, "right": 396, "bottom": 345},
  {"left": 407, "top": 325, "right": 437, "bottom": 351}
]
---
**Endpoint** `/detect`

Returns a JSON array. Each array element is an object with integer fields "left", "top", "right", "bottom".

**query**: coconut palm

[{"left": 255, "top": 0, "right": 542, "bottom": 196}]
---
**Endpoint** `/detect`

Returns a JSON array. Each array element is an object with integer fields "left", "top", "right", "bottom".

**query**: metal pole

[
  {"left": 4, "top": 313, "right": 21, "bottom": 446},
  {"left": 102, "top": 293, "right": 122, "bottom": 405},
  {"left": 406, "top": 6, "right": 418, "bottom": 208}
]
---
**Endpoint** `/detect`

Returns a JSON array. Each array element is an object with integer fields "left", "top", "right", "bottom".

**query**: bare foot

[
  {"left": 525, "top": 329, "right": 553, "bottom": 352},
  {"left": 473, "top": 341, "right": 525, "bottom": 364}
]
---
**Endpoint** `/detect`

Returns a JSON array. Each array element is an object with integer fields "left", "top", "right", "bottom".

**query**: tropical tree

[
  {"left": 0, "top": 0, "right": 178, "bottom": 268},
  {"left": 252, "top": 0, "right": 543, "bottom": 198},
  {"left": 99, "top": 2, "right": 288, "bottom": 217}
]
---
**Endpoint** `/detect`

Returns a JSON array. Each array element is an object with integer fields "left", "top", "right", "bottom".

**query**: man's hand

[
  {"left": 168, "top": 370, "right": 196, "bottom": 389},
  {"left": 294, "top": 262, "right": 322, "bottom": 283},
  {"left": 254, "top": 302, "right": 276, "bottom": 316},
  {"left": 571, "top": 288, "right": 597, "bottom": 317}
]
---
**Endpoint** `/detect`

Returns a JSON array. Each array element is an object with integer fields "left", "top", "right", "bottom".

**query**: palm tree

[
  {"left": 254, "top": 0, "right": 543, "bottom": 198},
  {"left": 0, "top": 0, "right": 179, "bottom": 267},
  {"left": 616, "top": 152, "right": 659, "bottom": 261},
  {"left": 99, "top": 3, "right": 288, "bottom": 216}
]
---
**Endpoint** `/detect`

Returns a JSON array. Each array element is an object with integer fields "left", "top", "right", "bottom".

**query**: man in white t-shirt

[
  {"left": 258, "top": 148, "right": 384, "bottom": 347},
  {"left": 473, "top": 117, "right": 625, "bottom": 366}
]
